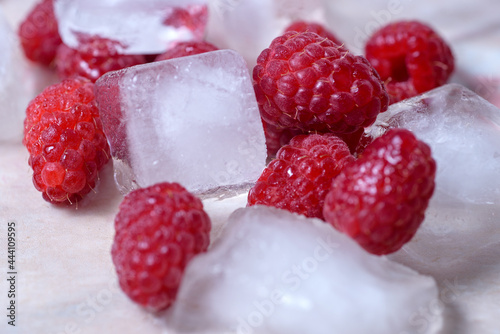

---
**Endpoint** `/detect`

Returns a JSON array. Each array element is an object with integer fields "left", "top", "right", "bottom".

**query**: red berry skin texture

[
  {"left": 155, "top": 41, "right": 218, "bottom": 61},
  {"left": 365, "top": 20, "right": 454, "bottom": 104},
  {"left": 323, "top": 128, "right": 436, "bottom": 255},
  {"left": 18, "top": 0, "right": 62, "bottom": 66},
  {"left": 253, "top": 31, "right": 389, "bottom": 155},
  {"left": 55, "top": 36, "right": 146, "bottom": 83},
  {"left": 284, "top": 20, "right": 344, "bottom": 47},
  {"left": 248, "top": 133, "right": 355, "bottom": 220},
  {"left": 23, "top": 77, "right": 110, "bottom": 204},
  {"left": 111, "top": 182, "right": 211, "bottom": 311}
]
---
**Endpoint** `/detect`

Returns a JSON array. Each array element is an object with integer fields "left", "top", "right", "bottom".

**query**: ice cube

[
  {"left": 207, "top": 0, "right": 325, "bottom": 67},
  {"left": 94, "top": 49, "right": 266, "bottom": 196},
  {"left": 0, "top": 7, "right": 33, "bottom": 143},
  {"left": 167, "top": 206, "right": 442, "bottom": 334},
  {"left": 54, "top": 0, "right": 208, "bottom": 55},
  {"left": 368, "top": 85, "right": 500, "bottom": 333},
  {"left": 367, "top": 83, "right": 500, "bottom": 206}
]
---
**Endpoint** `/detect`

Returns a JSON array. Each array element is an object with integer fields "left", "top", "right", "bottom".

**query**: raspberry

[
  {"left": 23, "top": 77, "right": 110, "bottom": 204},
  {"left": 323, "top": 128, "right": 436, "bottom": 255},
  {"left": 111, "top": 182, "right": 211, "bottom": 311},
  {"left": 365, "top": 20, "right": 454, "bottom": 103},
  {"left": 253, "top": 31, "right": 389, "bottom": 155},
  {"left": 248, "top": 133, "right": 354, "bottom": 219},
  {"left": 55, "top": 36, "right": 146, "bottom": 83},
  {"left": 284, "top": 20, "right": 343, "bottom": 47},
  {"left": 155, "top": 41, "right": 218, "bottom": 62},
  {"left": 18, "top": 0, "right": 62, "bottom": 66}
]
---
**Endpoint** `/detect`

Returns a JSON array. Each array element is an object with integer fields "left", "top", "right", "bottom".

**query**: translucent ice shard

[
  {"left": 0, "top": 7, "right": 32, "bottom": 143},
  {"left": 95, "top": 50, "right": 266, "bottom": 195},
  {"left": 54, "top": 0, "right": 208, "bottom": 55},
  {"left": 168, "top": 206, "right": 442, "bottom": 334},
  {"left": 367, "top": 83, "right": 500, "bottom": 206},
  {"left": 207, "top": 0, "right": 325, "bottom": 67}
]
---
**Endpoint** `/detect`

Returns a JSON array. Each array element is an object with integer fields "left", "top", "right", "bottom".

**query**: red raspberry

[
  {"left": 323, "top": 128, "right": 436, "bottom": 255},
  {"left": 23, "top": 77, "right": 110, "bottom": 204},
  {"left": 155, "top": 41, "right": 218, "bottom": 62},
  {"left": 111, "top": 182, "right": 211, "bottom": 311},
  {"left": 18, "top": 0, "right": 62, "bottom": 66},
  {"left": 365, "top": 20, "right": 454, "bottom": 104},
  {"left": 253, "top": 31, "right": 389, "bottom": 155},
  {"left": 284, "top": 20, "right": 343, "bottom": 47},
  {"left": 248, "top": 133, "right": 354, "bottom": 219},
  {"left": 261, "top": 120, "right": 305, "bottom": 158},
  {"left": 55, "top": 36, "right": 146, "bottom": 83}
]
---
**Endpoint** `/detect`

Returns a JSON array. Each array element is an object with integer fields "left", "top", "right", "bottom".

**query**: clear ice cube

[
  {"left": 0, "top": 7, "right": 33, "bottom": 143},
  {"left": 369, "top": 84, "right": 500, "bottom": 332},
  {"left": 368, "top": 83, "right": 500, "bottom": 206},
  {"left": 207, "top": 0, "right": 325, "bottom": 67},
  {"left": 167, "top": 206, "right": 442, "bottom": 334},
  {"left": 54, "top": 0, "right": 208, "bottom": 55},
  {"left": 95, "top": 49, "right": 266, "bottom": 196}
]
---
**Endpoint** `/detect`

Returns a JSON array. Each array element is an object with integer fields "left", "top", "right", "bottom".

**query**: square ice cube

[{"left": 95, "top": 49, "right": 266, "bottom": 196}]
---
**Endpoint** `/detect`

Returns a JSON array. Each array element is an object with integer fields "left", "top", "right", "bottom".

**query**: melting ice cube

[
  {"left": 207, "top": 0, "right": 325, "bottom": 67},
  {"left": 369, "top": 84, "right": 500, "bottom": 331},
  {"left": 54, "top": 0, "right": 208, "bottom": 55},
  {"left": 0, "top": 7, "right": 32, "bottom": 143},
  {"left": 167, "top": 206, "right": 442, "bottom": 334},
  {"left": 368, "top": 83, "right": 500, "bottom": 206},
  {"left": 95, "top": 49, "right": 266, "bottom": 195}
]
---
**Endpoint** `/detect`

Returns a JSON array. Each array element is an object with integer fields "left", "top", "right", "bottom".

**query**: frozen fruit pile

[{"left": 4, "top": 0, "right": 500, "bottom": 333}]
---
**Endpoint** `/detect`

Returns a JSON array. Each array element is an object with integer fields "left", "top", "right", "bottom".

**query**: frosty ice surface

[
  {"left": 95, "top": 49, "right": 266, "bottom": 195},
  {"left": 168, "top": 206, "right": 442, "bottom": 334},
  {"left": 54, "top": 0, "right": 208, "bottom": 55},
  {"left": 368, "top": 83, "right": 500, "bottom": 206},
  {"left": 371, "top": 85, "right": 500, "bottom": 327}
]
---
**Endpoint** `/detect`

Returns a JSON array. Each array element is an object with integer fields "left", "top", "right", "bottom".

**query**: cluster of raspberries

[{"left": 19, "top": 0, "right": 449, "bottom": 313}]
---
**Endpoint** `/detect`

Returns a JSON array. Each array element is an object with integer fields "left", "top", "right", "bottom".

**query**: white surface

[
  {"left": 168, "top": 206, "right": 441, "bottom": 334},
  {"left": 1, "top": 0, "right": 500, "bottom": 334},
  {"left": 95, "top": 50, "right": 266, "bottom": 195},
  {"left": 0, "top": 7, "right": 36, "bottom": 143},
  {"left": 54, "top": 0, "right": 208, "bottom": 55}
]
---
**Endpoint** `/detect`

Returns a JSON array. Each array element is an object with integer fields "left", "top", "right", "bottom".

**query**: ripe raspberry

[
  {"left": 365, "top": 20, "right": 454, "bottom": 103},
  {"left": 55, "top": 36, "right": 146, "bottom": 83},
  {"left": 284, "top": 20, "right": 343, "bottom": 47},
  {"left": 323, "top": 128, "right": 436, "bottom": 255},
  {"left": 253, "top": 31, "right": 389, "bottom": 155},
  {"left": 155, "top": 41, "right": 218, "bottom": 62},
  {"left": 248, "top": 133, "right": 354, "bottom": 219},
  {"left": 23, "top": 77, "right": 110, "bottom": 204},
  {"left": 18, "top": 0, "right": 62, "bottom": 66},
  {"left": 111, "top": 182, "right": 211, "bottom": 311}
]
